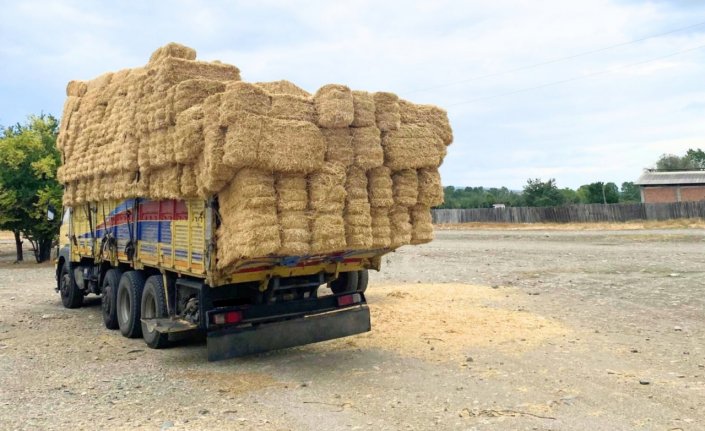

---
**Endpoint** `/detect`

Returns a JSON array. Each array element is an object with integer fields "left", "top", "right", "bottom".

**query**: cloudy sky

[{"left": 2, "top": 0, "right": 704, "bottom": 189}]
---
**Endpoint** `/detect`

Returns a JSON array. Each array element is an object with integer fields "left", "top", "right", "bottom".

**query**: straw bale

[
  {"left": 399, "top": 100, "right": 453, "bottom": 146},
  {"left": 314, "top": 84, "right": 354, "bottom": 129},
  {"left": 278, "top": 212, "right": 311, "bottom": 256},
  {"left": 174, "top": 106, "right": 205, "bottom": 163},
  {"left": 392, "top": 169, "right": 418, "bottom": 207},
  {"left": 255, "top": 80, "right": 311, "bottom": 97},
  {"left": 149, "top": 43, "right": 197, "bottom": 63},
  {"left": 322, "top": 128, "right": 354, "bottom": 167},
  {"left": 75, "top": 180, "right": 87, "bottom": 205},
  {"left": 345, "top": 166, "right": 368, "bottom": 201},
  {"left": 201, "top": 95, "right": 235, "bottom": 193},
  {"left": 218, "top": 168, "right": 276, "bottom": 213},
  {"left": 221, "top": 82, "right": 271, "bottom": 122},
  {"left": 309, "top": 163, "right": 347, "bottom": 213},
  {"left": 148, "top": 165, "right": 181, "bottom": 200},
  {"left": 417, "top": 168, "right": 444, "bottom": 207},
  {"left": 222, "top": 111, "right": 261, "bottom": 169},
  {"left": 148, "top": 130, "right": 174, "bottom": 169},
  {"left": 276, "top": 174, "right": 308, "bottom": 212},
  {"left": 153, "top": 57, "right": 240, "bottom": 86},
  {"left": 344, "top": 202, "right": 372, "bottom": 250},
  {"left": 382, "top": 124, "right": 444, "bottom": 171},
  {"left": 410, "top": 204, "right": 433, "bottom": 245},
  {"left": 269, "top": 94, "right": 315, "bottom": 122},
  {"left": 173, "top": 79, "right": 226, "bottom": 113},
  {"left": 389, "top": 205, "right": 411, "bottom": 248},
  {"left": 351, "top": 126, "right": 383, "bottom": 169},
  {"left": 62, "top": 182, "right": 77, "bottom": 206},
  {"left": 216, "top": 210, "right": 280, "bottom": 268},
  {"left": 180, "top": 164, "right": 198, "bottom": 198},
  {"left": 367, "top": 166, "right": 394, "bottom": 208},
  {"left": 370, "top": 207, "right": 392, "bottom": 249},
  {"left": 66, "top": 80, "right": 87, "bottom": 97},
  {"left": 373, "top": 92, "right": 401, "bottom": 132},
  {"left": 258, "top": 118, "right": 325, "bottom": 173},
  {"left": 310, "top": 213, "right": 346, "bottom": 254},
  {"left": 351, "top": 91, "right": 376, "bottom": 128}
]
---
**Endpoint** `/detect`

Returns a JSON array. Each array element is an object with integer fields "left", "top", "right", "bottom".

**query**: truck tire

[
  {"left": 59, "top": 262, "right": 83, "bottom": 309},
  {"left": 141, "top": 275, "right": 170, "bottom": 349},
  {"left": 101, "top": 268, "right": 122, "bottom": 329},
  {"left": 357, "top": 269, "right": 369, "bottom": 294},
  {"left": 329, "top": 271, "right": 359, "bottom": 294},
  {"left": 117, "top": 271, "right": 145, "bottom": 338}
]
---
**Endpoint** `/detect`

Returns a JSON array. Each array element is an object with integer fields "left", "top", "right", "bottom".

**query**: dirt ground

[{"left": 1, "top": 226, "right": 704, "bottom": 430}]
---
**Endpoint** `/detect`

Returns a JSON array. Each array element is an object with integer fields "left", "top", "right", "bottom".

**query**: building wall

[{"left": 641, "top": 185, "right": 705, "bottom": 203}]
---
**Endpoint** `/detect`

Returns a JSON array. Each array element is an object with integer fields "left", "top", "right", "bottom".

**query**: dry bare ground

[{"left": 0, "top": 226, "right": 704, "bottom": 430}]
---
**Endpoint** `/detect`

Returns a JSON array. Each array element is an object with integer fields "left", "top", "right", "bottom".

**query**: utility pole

[{"left": 601, "top": 182, "right": 607, "bottom": 204}]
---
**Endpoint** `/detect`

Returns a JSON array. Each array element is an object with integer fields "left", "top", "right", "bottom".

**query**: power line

[
  {"left": 447, "top": 42, "right": 705, "bottom": 106},
  {"left": 405, "top": 20, "right": 705, "bottom": 95}
]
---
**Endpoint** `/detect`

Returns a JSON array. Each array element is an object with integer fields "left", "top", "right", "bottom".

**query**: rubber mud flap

[{"left": 207, "top": 305, "right": 371, "bottom": 361}]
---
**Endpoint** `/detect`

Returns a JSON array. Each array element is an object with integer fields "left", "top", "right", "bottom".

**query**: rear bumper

[{"left": 206, "top": 305, "right": 371, "bottom": 361}]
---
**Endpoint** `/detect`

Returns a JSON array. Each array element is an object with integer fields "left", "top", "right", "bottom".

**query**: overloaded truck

[
  {"left": 55, "top": 198, "right": 377, "bottom": 361},
  {"left": 53, "top": 43, "right": 452, "bottom": 361}
]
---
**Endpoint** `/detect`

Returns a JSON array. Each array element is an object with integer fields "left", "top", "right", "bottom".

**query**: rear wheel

[
  {"left": 117, "top": 271, "right": 145, "bottom": 338},
  {"left": 329, "top": 271, "right": 359, "bottom": 294},
  {"left": 59, "top": 263, "right": 82, "bottom": 309},
  {"left": 141, "top": 275, "right": 170, "bottom": 349},
  {"left": 357, "top": 269, "right": 369, "bottom": 293},
  {"left": 101, "top": 268, "right": 122, "bottom": 329}
]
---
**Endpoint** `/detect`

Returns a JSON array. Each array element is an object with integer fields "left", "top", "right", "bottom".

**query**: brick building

[{"left": 635, "top": 170, "right": 705, "bottom": 203}]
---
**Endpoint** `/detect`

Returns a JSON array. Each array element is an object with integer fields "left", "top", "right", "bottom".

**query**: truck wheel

[
  {"left": 141, "top": 275, "right": 170, "bottom": 349},
  {"left": 101, "top": 268, "right": 122, "bottom": 329},
  {"left": 329, "top": 271, "right": 359, "bottom": 294},
  {"left": 59, "top": 262, "right": 83, "bottom": 309},
  {"left": 117, "top": 271, "right": 145, "bottom": 338},
  {"left": 357, "top": 269, "right": 369, "bottom": 294}
]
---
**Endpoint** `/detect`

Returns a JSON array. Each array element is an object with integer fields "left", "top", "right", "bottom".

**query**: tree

[
  {"left": 577, "top": 182, "right": 619, "bottom": 204},
  {"left": 685, "top": 148, "right": 705, "bottom": 169},
  {"left": 620, "top": 181, "right": 641, "bottom": 203},
  {"left": 655, "top": 153, "right": 698, "bottom": 171},
  {"left": 559, "top": 188, "right": 581, "bottom": 204},
  {"left": 522, "top": 178, "right": 565, "bottom": 207},
  {"left": 0, "top": 115, "right": 62, "bottom": 262}
]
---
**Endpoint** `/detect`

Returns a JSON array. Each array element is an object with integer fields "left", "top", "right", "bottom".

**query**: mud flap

[{"left": 206, "top": 305, "right": 371, "bottom": 361}]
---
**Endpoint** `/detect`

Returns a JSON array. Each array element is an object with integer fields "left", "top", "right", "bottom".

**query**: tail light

[
  {"left": 212, "top": 310, "right": 243, "bottom": 325},
  {"left": 337, "top": 293, "right": 362, "bottom": 307}
]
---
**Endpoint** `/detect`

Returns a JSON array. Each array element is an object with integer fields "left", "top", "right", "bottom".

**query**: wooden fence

[{"left": 432, "top": 201, "right": 705, "bottom": 224}]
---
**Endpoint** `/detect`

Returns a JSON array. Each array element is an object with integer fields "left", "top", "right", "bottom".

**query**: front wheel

[
  {"left": 141, "top": 275, "right": 170, "bottom": 349},
  {"left": 59, "top": 263, "right": 82, "bottom": 309}
]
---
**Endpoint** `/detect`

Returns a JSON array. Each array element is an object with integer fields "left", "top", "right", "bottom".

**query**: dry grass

[{"left": 435, "top": 219, "right": 705, "bottom": 231}]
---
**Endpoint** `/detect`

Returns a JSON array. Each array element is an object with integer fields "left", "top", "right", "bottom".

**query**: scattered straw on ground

[
  {"left": 178, "top": 370, "right": 279, "bottom": 394},
  {"left": 323, "top": 283, "right": 568, "bottom": 362},
  {"left": 435, "top": 219, "right": 705, "bottom": 231}
]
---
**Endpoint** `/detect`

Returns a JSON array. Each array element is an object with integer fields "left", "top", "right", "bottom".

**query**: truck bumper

[{"left": 206, "top": 305, "right": 371, "bottom": 361}]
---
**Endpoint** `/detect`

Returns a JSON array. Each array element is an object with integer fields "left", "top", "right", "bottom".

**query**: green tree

[
  {"left": 577, "top": 182, "right": 619, "bottom": 204},
  {"left": 0, "top": 115, "right": 62, "bottom": 262},
  {"left": 559, "top": 187, "right": 581, "bottom": 204},
  {"left": 523, "top": 178, "right": 565, "bottom": 207},
  {"left": 655, "top": 153, "right": 698, "bottom": 170},
  {"left": 620, "top": 181, "right": 641, "bottom": 203},
  {"left": 685, "top": 148, "right": 705, "bottom": 169}
]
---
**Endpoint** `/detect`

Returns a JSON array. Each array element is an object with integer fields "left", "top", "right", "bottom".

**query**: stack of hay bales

[{"left": 56, "top": 43, "right": 452, "bottom": 265}]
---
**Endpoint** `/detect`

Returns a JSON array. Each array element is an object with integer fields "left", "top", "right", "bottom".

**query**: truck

[{"left": 54, "top": 197, "right": 382, "bottom": 361}]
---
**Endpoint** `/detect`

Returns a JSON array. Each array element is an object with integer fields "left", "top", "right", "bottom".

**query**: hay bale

[
  {"left": 314, "top": 84, "right": 354, "bottom": 129},
  {"left": 389, "top": 205, "right": 411, "bottom": 248},
  {"left": 148, "top": 165, "right": 181, "bottom": 200},
  {"left": 153, "top": 57, "right": 241, "bottom": 86},
  {"left": 381, "top": 124, "right": 444, "bottom": 171},
  {"left": 66, "top": 81, "right": 87, "bottom": 97},
  {"left": 149, "top": 43, "right": 197, "bottom": 63},
  {"left": 374, "top": 92, "right": 400, "bottom": 132},
  {"left": 322, "top": 128, "right": 354, "bottom": 167},
  {"left": 222, "top": 111, "right": 262, "bottom": 169},
  {"left": 410, "top": 204, "right": 433, "bottom": 245},
  {"left": 180, "top": 164, "right": 199, "bottom": 198},
  {"left": 370, "top": 207, "right": 391, "bottom": 249},
  {"left": 399, "top": 100, "right": 453, "bottom": 146},
  {"left": 309, "top": 163, "right": 347, "bottom": 213},
  {"left": 276, "top": 174, "right": 308, "bottom": 212},
  {"left": 367, "top": 166, "right": 394, "bottom": 208},
  {"left": 221, "top": 82, "right": 271, "bottom": 122},
  {"left": 173, "top": 79, "right": 226, "bottom": 113},
  {"left": 310, "top": 213, "right": 346, "bottom": 254},
  {"left": 218, "top": 168, "right": 276, "bottom": 212},
  {"left": 392, "top": 169, "right": 418, "bottom": 207},
  {"left": 63, "top": 182, "right": 77, "bottom": 206},
  {"left": 174, "top": 106, "right": 205, "bottom": 164},
  {"left": 216, "top": 210, "right": 280, "bottom": 268},
  {"left": 351, "top": 126, "right": 383, "bottom": 169},
  {"left": 269, "top": 94, "right": 315, "bottom": 122},
  {"left": 351, "top": 91, "right": 375, "bottom": 127},
  {"left": 278, "top": 212, "right": 311, "bottom": 256},
  {"left": 417, "top": 168, "right": 444, "bottom": 207},
  {"left": 255, "top": 80, "right": 311, "bottom": 97}
]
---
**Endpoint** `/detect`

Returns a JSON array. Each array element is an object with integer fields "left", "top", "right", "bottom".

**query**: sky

[{"left": 1, "top": 0, "right": 705, "bottom": 190}]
